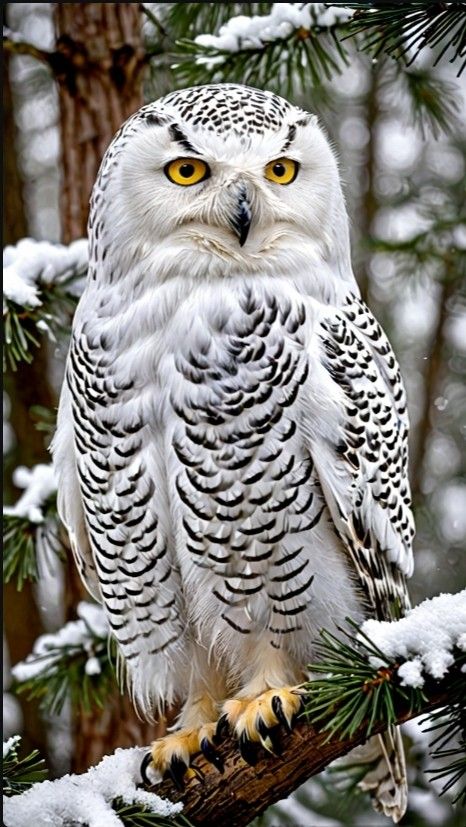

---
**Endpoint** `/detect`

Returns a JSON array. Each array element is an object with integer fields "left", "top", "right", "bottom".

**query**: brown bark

[
  {"left": 151, "top": 684, "right": 450, "bottom": 827},
  {"left": 75, "top": 695, "right": 170, "bottom": 774},
  {"left": 356, "top": 63, "right": 379, "bottom": 308},
  {"left": 49, "top": 3, "right": 164, "bottom": 771},
  {"left": 53, "top": 4, "right": 146, "bottom": 242},
  {"left": 3, "top": 43, "right": 49, "bottom": 761},
  {"left": 410, "top": 264, "right": 457, "bottom": 502}
]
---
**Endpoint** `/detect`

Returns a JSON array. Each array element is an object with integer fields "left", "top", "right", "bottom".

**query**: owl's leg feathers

[{"left": 217, "top": 687, "right": 304, "bottom": 765}]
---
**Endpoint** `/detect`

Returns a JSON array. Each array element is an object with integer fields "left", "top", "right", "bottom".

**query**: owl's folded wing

[
  {"left": 303, "top": 292, "right": 414, "bottom": 619},
  {"left": 52, "top": 380, "right": 102, "bottom": 602}
]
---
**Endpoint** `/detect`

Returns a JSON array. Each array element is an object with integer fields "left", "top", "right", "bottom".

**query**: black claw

[
  {"left": 239, "top": 732, "right": 259, "bottom": 766},
  {"left": 257, "top": 717, "right": 283, "bottom": 756},
  {"left": 216, "top": 714, "right": 230, "bottom": 740},
  {"left": 201, "top": 737, "right": 224, "bottom": 774},
  {"left": 272, "top": 695, "right": 293, "bottom": 734},
  {"left": 168, "top": 756, "right": 188, "bottom": 792},
  {"left": 257, "top": 717, "right": 270, "bottom": 739},
  {"left": 140, "top": 752, "right": 154, "bottom": 786}
]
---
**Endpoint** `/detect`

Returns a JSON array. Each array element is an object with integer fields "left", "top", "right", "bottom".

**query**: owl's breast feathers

[{"left": 60, "top": 278, "right": 413, "bottom": 678}]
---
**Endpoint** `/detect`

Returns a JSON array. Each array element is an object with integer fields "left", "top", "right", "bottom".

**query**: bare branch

[{"left": 3, "top": 35, "right": 54, "bottom": 66}]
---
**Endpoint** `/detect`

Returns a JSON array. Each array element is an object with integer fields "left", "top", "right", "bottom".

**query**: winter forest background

[{"left": 3, "top": 4, "right": 466, "bottom": 827}]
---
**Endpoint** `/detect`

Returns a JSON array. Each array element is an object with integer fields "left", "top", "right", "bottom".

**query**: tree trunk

[
  {"left": 53, "top": 3, "right": 146, "bottom": 242},
  {"left": 50, "top": 3, "right": 165, "bottom": 772},
  {"left": 3, "top": 43, "right": 49, "bottom": 763}
]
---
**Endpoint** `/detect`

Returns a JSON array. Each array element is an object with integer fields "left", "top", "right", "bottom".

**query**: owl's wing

[
  {"left": 303, "top": 292, "right": 414, "bottom": 619},
  {"left": 52, "top": 319, "right": 185, "bottom": 713},
  {"left": 52, "top": 380, "right": 102, "bottom": 602}
]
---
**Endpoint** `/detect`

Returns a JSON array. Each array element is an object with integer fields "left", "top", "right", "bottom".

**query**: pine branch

[
  {"left": 146, "top": 611, "right": 465, "bottom": 827},
  {"left": 345, "top": 2, "right": 466, "bottom": 76},
  {"left": 171, "top": 4, "right": 351, "bottom": 94},
  {"left": 112, "top": 798, "right": 192, "bottom": 827},
  {"left": 3, "top": 239, "right": 87, "bottom": 371},
  {"left": 11, "top": 604, "right": 116, "bottom": 716},
  {"left": 149, "top": 674, "right": 454, "bottom": 827},
  {"left": 3, "top": 502, "right": 65, "bottom": 591},
  {"left": 2, "top": 737, "right": 48, "bottom": 797}
]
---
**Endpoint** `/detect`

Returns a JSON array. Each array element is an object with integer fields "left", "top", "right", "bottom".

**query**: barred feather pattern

[{"left": 52, "top": 84, "right": 414, "bottom": 819}]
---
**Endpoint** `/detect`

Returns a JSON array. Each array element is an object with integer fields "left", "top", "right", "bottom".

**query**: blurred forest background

[{"left": 3, "top": 4, "right": 465, "bottom": 826}]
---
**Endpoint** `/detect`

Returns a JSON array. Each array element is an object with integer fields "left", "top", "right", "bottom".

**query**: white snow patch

[
  {"left": 3, "top": 734, "right": 21, "bottom": 759},
  {"left": 195, "top": 3, "right": 352, "bottom": 54},
  {"left": 11, "top": 602, "right": 108, "bottom": 684},
  {"left": 3, "top": 464, "right": 57, "bottom": 524},
  {"left": 3, "top": 746, "right": 183, "bottom": 827},
  {"left": 361, "top": 591, "right": 466, "bottom": 687},
  {"left": 3, "top": 237, "right": 88, "bottom": 309}
]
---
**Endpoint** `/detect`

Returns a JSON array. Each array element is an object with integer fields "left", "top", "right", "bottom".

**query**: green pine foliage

[
  {"left": 112, "top": 799, "right": 192, "bottom": 827},
  {"left": 3, "top": 256, "right": 84, "bottom": 372},
  {"left": 345, "top": 2, "right": 466, "bottom": 74},
  {"left": 13, "top": 619, "right": 118, "bottom": 716},
  {"left": 3, "top": 503, "right": 65, "bottom": 591},
  {"left": 301, "top": 621, "right": 466, "bottom": 802},
  {"left": 3, "top": 737, "right": 48, "bottom": 797}
]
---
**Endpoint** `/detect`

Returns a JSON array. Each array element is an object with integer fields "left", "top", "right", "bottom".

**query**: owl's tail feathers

[{"left": 350, "top": 726, "right": 408, "bottom": 823}]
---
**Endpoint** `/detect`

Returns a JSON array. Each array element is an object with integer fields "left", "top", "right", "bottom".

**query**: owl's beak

[{"left": 229, "top": 185, "right": 252, "bottom": 247}]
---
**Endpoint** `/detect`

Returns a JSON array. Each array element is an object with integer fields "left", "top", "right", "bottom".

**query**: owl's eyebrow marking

[
  {"left": 280, "top": 124, "right": 297, "bottom": 153},
  {"left": 169, "top": 123, "right": 199, "bottom": 154}
]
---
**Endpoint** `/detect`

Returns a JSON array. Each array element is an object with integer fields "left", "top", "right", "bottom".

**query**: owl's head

[{"left": 94, "top": 84, "right": 353, "bottom": 284}]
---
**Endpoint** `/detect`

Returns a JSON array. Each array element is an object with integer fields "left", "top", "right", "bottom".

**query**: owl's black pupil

[
  {"left": 180, "top": 163, "right": 195, "bottom": 178},
  {"left": 273, "top": 163, "right": 286, "bottom": 177}
]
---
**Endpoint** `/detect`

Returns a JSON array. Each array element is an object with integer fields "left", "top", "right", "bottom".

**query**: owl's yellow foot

[
  {"left": 141, "top": 722, "right": 222, "bottom": 790},
  {"left": 217, "top": 687, "right": 304, "bottom": 765}
]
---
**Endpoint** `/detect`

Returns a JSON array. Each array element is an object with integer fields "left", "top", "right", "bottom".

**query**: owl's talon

[
  {"left": 239, "top": 733, "right": 259, "bottom": 766},
  {"left": 272, "top": 695, "right": 293, "bottom": 733},
  {"left": 200, "top": 737, "right": 224, "bottom": 773},
  {"left": 257, "top": 719, "right": 282, "bottom": 755},
  {"left": 140, "top": 752, "right": 155, "bottom": 786},
  {"left": 168, "top": 756, "right": 188, "bottom": 791},
  {"left": 216, "top": 713, "right": 230, "bottom": 740}
]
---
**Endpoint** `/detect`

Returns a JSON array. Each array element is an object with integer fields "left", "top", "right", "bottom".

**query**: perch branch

[{"left": 150, "top": 682, "right": 450, "bottom": 827}]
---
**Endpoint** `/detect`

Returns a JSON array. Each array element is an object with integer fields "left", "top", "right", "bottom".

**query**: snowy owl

[{"left": 53, "top": 84, "right": 414, "bottom": 821}]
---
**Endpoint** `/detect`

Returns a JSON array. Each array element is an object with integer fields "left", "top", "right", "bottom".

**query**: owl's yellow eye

[
  {"left": 264, "top": 158, "right": 299, "bottom": 185},
  {"left": 164, "top": 158, "right": 210, "bottom": 186}
]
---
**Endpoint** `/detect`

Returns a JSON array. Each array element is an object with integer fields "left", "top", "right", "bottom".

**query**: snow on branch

[
  {"left": 3, "top": 744, "right": 185, "bottom": 827},
  {"left": 194, "top": 3, "right": 352, "bottom": 54},
  {"left": 361, "top": 591, "right": 466, "bottom": 689},
  {"left": 147, "top": 592, "right": 465, "bottom": 827},
  {"left": 3, "top": 237, "right": 88, "bottom": 370},
  {"left": 174, "top": 3, "right": 351, "bottom": 91},
  {"left": 3, "top": 463, "right": 64, "bottom": 590},
  {"left": 11, "top": 602, "right": 114, "bottom": 715},
  {"left": 4, "top": 464, "right": 57, "bottom": 524}
]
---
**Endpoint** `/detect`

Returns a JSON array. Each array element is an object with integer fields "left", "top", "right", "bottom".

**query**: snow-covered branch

[
  {"left": 3, "top": 238, "right": 87, "bottom": 369},
  {"left": 194, "top": 3, "right": 352, "bottom": 55},
  {"left": 4, "top": 593, "right": 464, "bottom": 825},
  {"left": 149, "top": 592, "right": 465, "bottom": 827},
  {"left": 3, "top": 743, "right": 184, "bottom": 827},
  {"left": 11, "top": 602, "right": 113, "bottom": 715},
  {"left": 3, "top": 464, "right": 64, "bottom": 590}
]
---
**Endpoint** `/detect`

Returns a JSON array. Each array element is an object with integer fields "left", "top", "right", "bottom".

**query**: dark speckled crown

[{"left": 158, "top": 83, "right": 299, "bottom": 134}]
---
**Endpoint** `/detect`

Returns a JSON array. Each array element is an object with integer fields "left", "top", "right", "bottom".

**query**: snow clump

[
  {"left": 361, "top": 591, "right": 466, "bottom": 689},
  {"left": 195, "top": 3, "right": 352, "bottom": 53},
  {"left": 3, "top": 746, "right": 183, "bottom": 827},
  {"left": 3, "top": 464, "right": 57, "bottom": 524},
  {"left": 3, "top": 237, "right": 88, "bottom": 309},
  {"left": 11, "top": 601, "right": 108, "bottom": 684}
]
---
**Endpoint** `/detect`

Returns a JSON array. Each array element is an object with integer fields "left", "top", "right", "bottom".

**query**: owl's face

[{"left": 101, "top": 85, "right": 350, "bottom": 279}]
